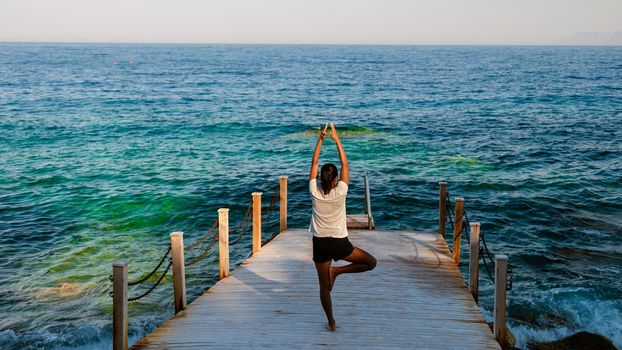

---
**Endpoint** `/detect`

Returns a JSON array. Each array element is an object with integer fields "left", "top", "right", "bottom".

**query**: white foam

[
  {"left": 579, "top": 227, "right": 610, "bottom": 238},
  {"left": 0, "top": 329, "right": 18, "bottom": 347},
  {"left": 510, "top": 290, "right": 622, "bottom": 349}
]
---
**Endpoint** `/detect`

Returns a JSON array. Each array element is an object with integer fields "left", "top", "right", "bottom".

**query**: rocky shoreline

[
  {"left": 510, "top": 331, "right": 617, "bottom": 350},
  {"left": 487, "top": 321, "right": 617, "bottom": 350}
]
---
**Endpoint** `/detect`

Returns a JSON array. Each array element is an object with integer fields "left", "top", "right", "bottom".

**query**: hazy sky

[{"left": 1, "top": 0, "right": 621, "bottom": 45}]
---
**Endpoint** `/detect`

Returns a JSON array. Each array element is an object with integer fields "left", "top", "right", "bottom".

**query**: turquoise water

[{"left": 0, "top": 43, "right": 621, "bottom": 349}]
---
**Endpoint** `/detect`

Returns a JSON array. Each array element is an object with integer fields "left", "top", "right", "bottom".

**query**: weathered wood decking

[{"left": 132, "top": 229, "right": 500, "bottom": 349}]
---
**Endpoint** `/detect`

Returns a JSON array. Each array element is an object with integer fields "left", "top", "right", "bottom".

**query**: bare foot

[{"left": 325, "top": 320, "right": 337, "bottom": 332}]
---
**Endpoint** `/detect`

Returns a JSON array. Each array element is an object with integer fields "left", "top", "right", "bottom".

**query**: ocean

[{"left": 0, "top": 43, "right": 620, "bottom": 349}]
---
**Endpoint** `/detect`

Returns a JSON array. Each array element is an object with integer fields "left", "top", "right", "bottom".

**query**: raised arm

[
  {"left": 330, "top": 123, "right": 349, "bottom": 185},
  {"left": 309, "top": 123, "right": 328, "bottom": 180}
]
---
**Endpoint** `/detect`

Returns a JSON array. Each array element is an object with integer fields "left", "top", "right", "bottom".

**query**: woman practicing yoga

[{"left": 309, "top": 123, "right": 377, "bottom": 332}]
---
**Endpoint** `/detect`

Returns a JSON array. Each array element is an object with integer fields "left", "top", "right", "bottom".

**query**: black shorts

[{"left": 312, "top": 236, "right": 354, "bottom": 263}]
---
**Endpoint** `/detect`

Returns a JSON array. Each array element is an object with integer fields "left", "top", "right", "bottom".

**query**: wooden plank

[{"left": 131, "top": 229, "right": 500, "bottom": 350}]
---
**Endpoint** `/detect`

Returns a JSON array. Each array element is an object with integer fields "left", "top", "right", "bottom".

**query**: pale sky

[{"left": 1, "top": 0, "right": 621, "bottom": 45}]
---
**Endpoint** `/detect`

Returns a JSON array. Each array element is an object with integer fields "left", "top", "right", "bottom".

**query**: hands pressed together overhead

[
  {"left": 319, "top": 122, "right": 340, "bottom": 142},
  {"left": 310, "top": 122, "right": 348, "bottom": 183}
]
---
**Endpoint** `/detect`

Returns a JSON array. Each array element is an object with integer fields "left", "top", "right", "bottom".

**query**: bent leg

[
  {"left": 314, "top": 261, "right": 336, "bottom": 331},
  {"left": 331, "top": 247, "right": 377, "bottom": 286}
]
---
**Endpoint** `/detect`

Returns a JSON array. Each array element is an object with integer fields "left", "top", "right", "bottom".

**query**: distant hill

[{"left": 559, "top": 31, "right": 622, "bottom": 45}]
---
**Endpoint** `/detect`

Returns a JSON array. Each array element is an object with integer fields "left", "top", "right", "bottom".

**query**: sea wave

[{"left": 1, "top": 43, "right": 621, "bottom": 349}]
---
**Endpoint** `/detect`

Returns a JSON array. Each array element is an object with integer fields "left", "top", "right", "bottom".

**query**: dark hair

[{"left": 320, "top": 163, "right": 339, "bottom": 195}]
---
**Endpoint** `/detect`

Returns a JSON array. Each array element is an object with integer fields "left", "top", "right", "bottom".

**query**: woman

[{"left": 309, "top": 122, "right": 377, "bottom": 332}]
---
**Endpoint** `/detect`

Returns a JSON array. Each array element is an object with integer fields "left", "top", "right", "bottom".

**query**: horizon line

[{"left": 1, "top": 40, "right": 622, "bottom": 47}]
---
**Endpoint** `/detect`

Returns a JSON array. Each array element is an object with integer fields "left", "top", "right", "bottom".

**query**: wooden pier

[
  {"left": 111, "top": 177, "right": 510, "bottom": 350},
  {"left": 131, "top": 229, "right": 500, "bottom": 349}
]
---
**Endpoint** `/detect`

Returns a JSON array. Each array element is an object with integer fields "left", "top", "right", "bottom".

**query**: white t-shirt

[{"left": 309, "top": 179, "right": 348, "bottom": 238}]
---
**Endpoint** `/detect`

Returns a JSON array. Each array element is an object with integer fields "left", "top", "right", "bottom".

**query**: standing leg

[
  {"left": 330, "top": 247, "right": 376, "bottom": 287},
  {"left": 315, "top": 261, "right": 336, "bottom": 331}
]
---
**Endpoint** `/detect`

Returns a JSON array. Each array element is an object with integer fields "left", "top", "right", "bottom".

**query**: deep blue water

[{"left": 0, "top": 43, "right": 621, "bottom": 349}]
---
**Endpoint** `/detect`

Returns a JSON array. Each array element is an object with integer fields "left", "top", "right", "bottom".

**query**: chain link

[
  {"left": 261, "top": 183, "right": 280, "bottom": 223},
  {"left": 445, "top": 188, "right": 514, "bottom": 292},
  {"left": 230, "top": 200, "right": 252, "bottom": 234},
  {"left": 445, "top": 192, "right": 454, "bottom": 255},
  {"left": 508, "top": 269, "right": 514, "bottom": 291},
  {"left": 127, "top": 244, "right": 172, "bottom": 286},
  {"left": 108, "top": 180, "right": 286, "bottom": 301},
  {"left": 230, "top": 201, "right": 253, "bottom": 246},
  {"left": 186, "top": 219, "right": 219, "bottom": 252},
  {"left": 260, "top": 183, "right": 283, "bottom": 245},
  {"left": 445, "top": 192, "right": 455, "bottom": 232},
  {"left": 262, "top": 232, "right": 279, "bottom": 246},
  {"left": 462, "top": 210, "right": 471, "bottom": 244},
  {"left": 186, "top": 229, "right": 219, "bottom": 267},
  {"left": 109, "top": 258, "right": 173, "bottom": 301},
  {"left": 108, "top": 244, "right": 171, "bottom": 297},
  {"left": 128, "top": 259, "right": 172, "bottom": 302},
  {"left": 445, "top": 192, "right": 470, "bottom": 244},
  {"left": 479, "top": 246, "right": 495, "bottom": 282}
]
